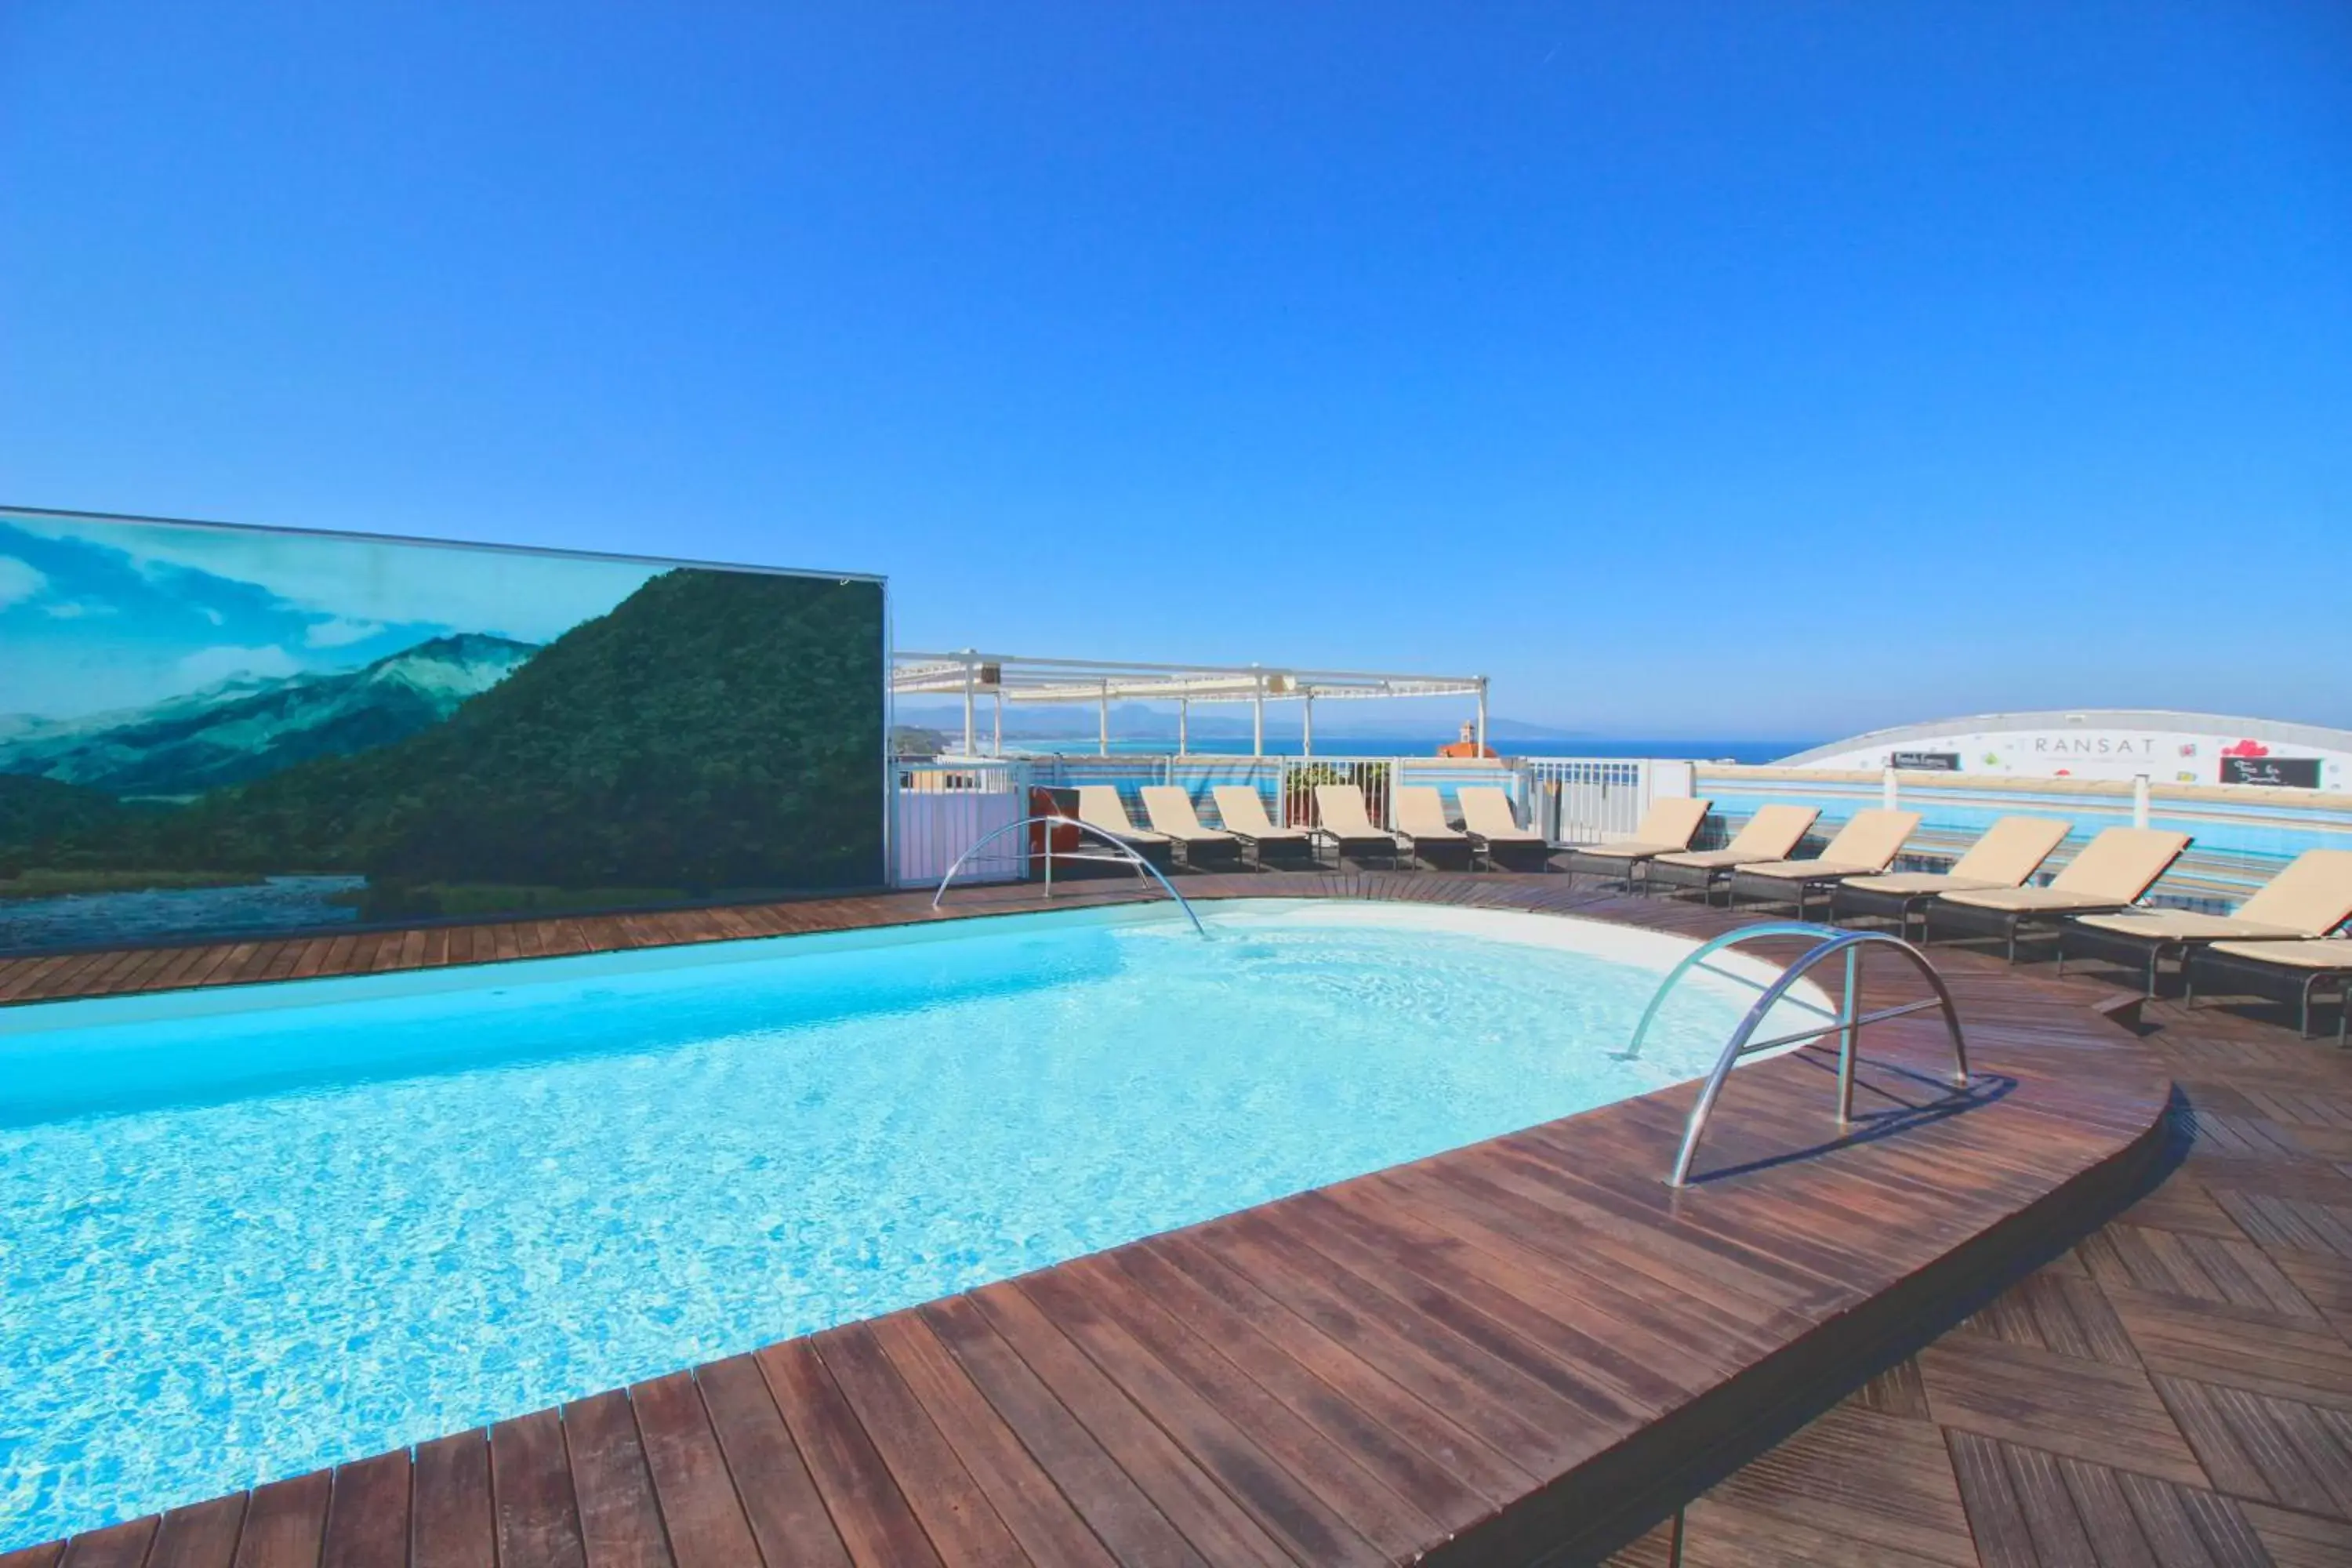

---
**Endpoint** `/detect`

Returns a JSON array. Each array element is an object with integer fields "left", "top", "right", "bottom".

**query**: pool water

[{"left": 0, "top": 898, "right": 1826, "bottom": 1546}]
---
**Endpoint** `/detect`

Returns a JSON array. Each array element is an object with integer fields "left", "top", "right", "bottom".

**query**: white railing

[
  {"left": 895, "top": 759, "right": 1023, "bottom": 885},
  {"left": 1525, "top": 758, "right": 1653, "bottom": 844}
]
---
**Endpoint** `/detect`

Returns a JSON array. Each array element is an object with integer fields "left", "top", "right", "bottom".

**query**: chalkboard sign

[
  {"left": 2219, "top": 756, "right": 2321, "bottom": 789},
  {"left": 1892, "top": 750, "right": 1962, "bottom": 771}
]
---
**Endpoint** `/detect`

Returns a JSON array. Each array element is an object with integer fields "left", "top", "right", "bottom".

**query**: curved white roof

[{"left": 1781, "top": 710, "right": 2352, "bottom": 765}]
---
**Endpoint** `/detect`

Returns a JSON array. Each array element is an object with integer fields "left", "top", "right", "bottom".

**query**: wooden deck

[
  {"left": 1606, "top": 966, "right": 2352, "bottom": 1565},
  {"left": 0, "top": 873, "right": 2200, "bottom": 1566}
]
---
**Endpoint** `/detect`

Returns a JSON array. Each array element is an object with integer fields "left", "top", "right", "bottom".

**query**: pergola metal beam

[{"left": 892, "top": 648, "right": 1490, "bottom": 758}]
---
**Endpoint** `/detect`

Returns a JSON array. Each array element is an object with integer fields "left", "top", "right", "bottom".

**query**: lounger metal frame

[{"left": 2185, "top": 944, "right": 2352, "bottom": 1043}]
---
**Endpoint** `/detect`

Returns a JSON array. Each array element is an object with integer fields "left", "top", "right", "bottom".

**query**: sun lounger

[
  {"left": 1646, "top": 805, "right": 1822, "bottom": 906},
  {"left": 1138, "top": 786, "right": 1246, "bottom": 870},
  {"left": 1393, "top": 786, "right": 1477, "bottom": 869},
  {"left": 1833, "top": 816, "right": 2074, "bottom": 941},
  {"left": 1726, "top": 809, "right": 1922, "bottom": 920},
  {"left": 2060, "top": 848, "right": 2352, "bottom": 996},
  {"left": 1559, "top": 797, "right": 1712, "bottom": 887},
  {"left": 1929, "top": 826, "right": 2191, "bottom": 960},
  {"left": 1312, "top": 783, "right": 1407, "bottom": 869},
  {"left": 2189, "top": 938, "right": 2352, "bottom": 1042},
  {"left": 1075, "top": 786, "right": 1174, "bottom": 869},
  {"left": 1209, "top": 786, "right": 1318, "bottom": 868},
  {"left": 1457, "top": 786, "right": 1552, "bottom": 872}
]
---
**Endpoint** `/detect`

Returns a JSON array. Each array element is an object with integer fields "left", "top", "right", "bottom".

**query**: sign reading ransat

[{"left": 1780, "top": 712, "right": 2351, "bottom": 793}]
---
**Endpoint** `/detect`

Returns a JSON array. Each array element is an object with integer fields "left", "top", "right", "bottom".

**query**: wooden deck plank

[
  {"left": 321, "top": 1450, "right": 409, "bottom": 1568},
  {"left": 961, "top": 1282, "right": 1292, "bottom": 1566},
  {"left": 812, "top": 1323, "right": 1027, "bottom": 1567},
  {"left": 1027, "top": 1256, "right": 1414, "bottom": 1564},
  {"left": 757, "top": 1337, "right": 946, "bottom": 1567},
  {"left": 1106, "top": 1242, "right": 1509, "bottom": 1531},
  {"left": 2104, "top": 1287, "right": 2352, "bottom": 1410},
  {"left": 411, "top": 1431, "right": 496, "bottom": 1568},
  {"left": 917, "top": 1294, "right": 1205, "bottom": 1567},
  {"left": 142, "top": 1496, "right": 246, "bottom": 1568},
  {"left": 691, "top": 1354, "right": 851, "bottom": 1568},
  {"left": 562, "top": 1389, "right": 673, "bottom": 1568},
  {"left": 54, "top": 1518, "right": 155, "bottom": 1568},
  {"left": 867, "top": 1312, "right": 1119, "bottom": 1567},
  {"left": 624, "top": 1371, "right": 764, "bottom": 1568},
  {"left": 489, "top": 1409, "right": 589, "bottom": 1568},
  {"left": 228, "top": 1472, "right": 330, "bottom": 1568}
]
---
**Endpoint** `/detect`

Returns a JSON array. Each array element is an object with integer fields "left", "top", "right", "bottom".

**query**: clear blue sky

[{"left": 5, "top": 2, "right": 2347, "bottom": 738}]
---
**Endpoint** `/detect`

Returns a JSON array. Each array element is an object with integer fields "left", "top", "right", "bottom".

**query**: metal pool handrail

[
  {"left": 933, "top": 813, "right": 1207, "bottom": 937},
  {"left": 1626, "top": 924, "right": 1970, "bottom": 1187},
  {"left": 1619, "top": 921, "right": 1846, "bottom": 1063}
]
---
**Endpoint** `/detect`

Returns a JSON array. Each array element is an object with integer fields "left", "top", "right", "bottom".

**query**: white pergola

[{"left": 894, "top": 650, "right": 1489, "bottom": 757}]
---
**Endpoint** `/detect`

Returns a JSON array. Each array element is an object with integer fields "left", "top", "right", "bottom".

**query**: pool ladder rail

[
  {"left": 1622, "top": 922, "right": 1972, "bottom": 1187},
  {"left": 933, "top": 813, "right": 1207, "bottom": 937}
]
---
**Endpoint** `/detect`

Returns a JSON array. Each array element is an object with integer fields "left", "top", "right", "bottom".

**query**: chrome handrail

[
  {"left": 1618, "top": 921, "right": 1842, "bottom": 1062},
  {"left": 1626, "top": 924, "right": 1969, "bottom": 1187},
  {"left": 933, "top": 813, "right": 1207, "bottom": 937}
]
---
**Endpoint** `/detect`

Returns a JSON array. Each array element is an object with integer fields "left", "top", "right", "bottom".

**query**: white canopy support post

[
  {"left": 1882, "top": 766, "right": 1899, "bottom": 811},
  {"left": 993, "top": 691, "right": 1004, "bottom": 757},
  {"left": 962, "top": 657, "right": 977, "bottom": 757},
  {"left": 1252, "top": 673, "right": 1265, "bottom": 757},
  {"left": 1302, "top": 691, "right": 1314, "bottom": 758},
  {"left": 1098, "top": 681, "right": 1109, "bottom": 757},
  {"left": 1475, "top": 678, "right": 1489, "bottom": 755},
  {"left": 1178, "top": 697, "right": 1189, "bottom": 758},
  {"left": 2133, "top": 773, "right": 2151, "bottom": 828}
]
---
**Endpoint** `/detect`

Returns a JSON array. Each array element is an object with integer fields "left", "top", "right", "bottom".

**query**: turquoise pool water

[{"left": 0, "top": 898, "right": 1825, "bottom": 1547}]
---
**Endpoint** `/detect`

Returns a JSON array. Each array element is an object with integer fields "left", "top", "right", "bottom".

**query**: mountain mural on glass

[
  {"left": 0, "top": 633, "right": 539, "bottom": 797},
  {"left": 0, "top": 510, "right": 885, "bottom": 951}
]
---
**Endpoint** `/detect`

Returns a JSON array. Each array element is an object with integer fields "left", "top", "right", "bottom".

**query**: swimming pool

[{"left": 0, "top": 897, "right": 1829, "bottom": 1547}]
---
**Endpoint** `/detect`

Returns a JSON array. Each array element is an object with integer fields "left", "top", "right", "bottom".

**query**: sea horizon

[{"left": 977, "top": 736, "right": 1815, "bottom": 765}]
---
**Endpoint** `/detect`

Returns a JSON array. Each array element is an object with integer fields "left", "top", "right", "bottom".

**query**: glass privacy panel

[{"left": 0, "top": 508, "right": 884, "bottom": 952}]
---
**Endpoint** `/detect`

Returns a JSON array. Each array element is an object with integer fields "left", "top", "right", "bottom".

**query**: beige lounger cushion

[
  {"left": 2072, "top": 910, "right": 2304, "bottom": 942},
  {"left": 1457, "top": 786, "right": 1544, "bottom": 843},
  {"left": 1314, "top": 784, "right": 1396, "bottom": 842},
  {"left": 1734, "top": 809, "right": 1919, "bottom": 885},
  {"left": 1076, "top": 786, "right": 1167, "bottom": 844},
  {"left": 1624, "top": 797, "right": 1711, "bottom": 851},
  {"left": 1806, "top": 809, "right": 1921, "bottom": 875},
  {"left": 2044, "top": 827, "right": 2192, "bottom": 901},
  {"left": 1844, "top": 816, "right": 2075, "bottom": 898},
  {"left": 2068, "top": 849, "right": 2352, "bottom": 946},
  {"left": 1394, "top": 786, "right": 1469, "bottom": 841},
  {"left": 2233, "top": 848, "right": 2352, "bottom": 938},
  {"left": 1209, "top": 786, "right": 1309, "bottom": 840},
  {"left": 1737, "top": 859, "right": 1889, "bottom": 884},
  {"left": 1138, "top": 786, "right": 1237, "bottom": 845},
  {"left": 1842, "top": 872, "right": 2007, "bottom": 896},
  {"left": 2205, "top": 938, "right": 2352, "bottom": 970},
  {"left": 1655, "top": 848, "right": 1766, "bottom": 871},
  {"left": 1942, "top": 886, "right": 2135, "bottom": 914},
  {"left": 1577, "top": 840, "right": 1683, "bottom": 862},
  {"left": 1942, "top": 826, "right": 2190, "bottom": 913},
  {"left": 1654, "top": 804, "right": 1819, "bottom": 869},
  {"left": 1946, "top": 816, "right": 2073, "bottom": 887}
]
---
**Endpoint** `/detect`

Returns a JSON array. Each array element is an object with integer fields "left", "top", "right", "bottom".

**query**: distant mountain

[
  {"left": 0, "top": 633, "right": 538, "bottom": 798},
  {"left": 139, "top": 570, "right": 886, "bottom": 894}
]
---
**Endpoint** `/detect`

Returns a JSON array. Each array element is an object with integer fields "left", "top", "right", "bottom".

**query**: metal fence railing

[
  {"left": 895, "top": 760, "right": 1022, "bottom": 885},
  {"left": 1525, "top": 758, "right": 1656, "bottom": 844}
]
